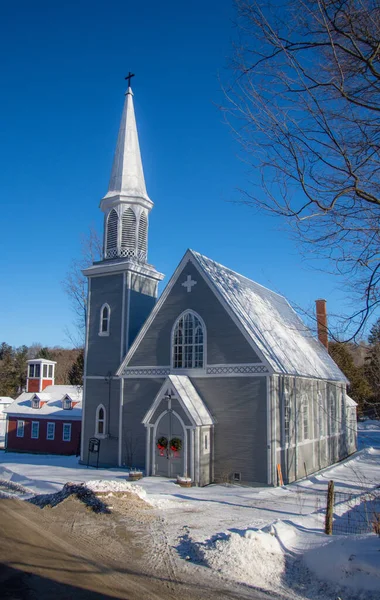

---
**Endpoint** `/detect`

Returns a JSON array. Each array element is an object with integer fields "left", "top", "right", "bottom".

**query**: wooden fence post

[{"left": 325, "top": 480, "right": 335, "bottom": 535}]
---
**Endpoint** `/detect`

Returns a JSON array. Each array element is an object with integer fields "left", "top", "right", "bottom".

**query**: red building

[{"left": 5, "top": 359, "right": 82, "bottom": 455}]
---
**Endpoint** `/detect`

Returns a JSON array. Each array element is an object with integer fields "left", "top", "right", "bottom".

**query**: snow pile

[
  {"left": 303, "top": 534, "right": 380, "bottom": 595},
  {"left": 197, "top": 528, "right": 285, "bottom": 592},
  {"left": 85, "top": 479, "right": 148, "bottom": 501},
  {"left": 0, "top": 478, "right": 33, "bottom": 499}
]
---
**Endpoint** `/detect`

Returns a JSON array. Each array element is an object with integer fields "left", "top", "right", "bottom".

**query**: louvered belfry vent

[
  {"left": 121, "top": 208, "right": 137, "bottom": 258},
  {"left": 138, "top": 212, "right": 147, "bottom": 260},
  {"left": 106, "top": 209, "right": 118, "bottom": 258}
]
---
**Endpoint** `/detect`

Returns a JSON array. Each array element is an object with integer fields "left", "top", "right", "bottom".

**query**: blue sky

[{"left": 0, "top": 0, "right": 364, "bottom": 347}]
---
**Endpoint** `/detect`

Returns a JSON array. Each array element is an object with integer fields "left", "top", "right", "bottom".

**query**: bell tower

[
  {"left": 81, "top": 81, "right": 164, "bottom": 465},
  {"left": 100, "top": 85, "right": 153, "bottom": 264},
  {"left": 83, "top": 83, "right": 164, "bottom": 376}
]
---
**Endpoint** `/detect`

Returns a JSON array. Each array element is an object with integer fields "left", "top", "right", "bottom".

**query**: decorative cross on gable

[{"left": 182, "top": 274, "right": 197, "bottom": 293}]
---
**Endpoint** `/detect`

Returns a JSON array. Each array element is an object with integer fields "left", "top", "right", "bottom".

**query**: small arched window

[
  {"left": 172, "top": 311, "right": 205, "bottom": 369},
  {"left": 106, "top": 209, "right": 118, "bottom": 258},
  {"left": 99, "top": 303, "right": 110, "bottom": 336},
  {"left": 121, "top": 208, "right": 136, "bottom": 256},
  {"left": 138, "top": 212, "right": 148, "bottom": 259},
  {"left": 96, "top": 404, "right": 106, "bottom": 436}
]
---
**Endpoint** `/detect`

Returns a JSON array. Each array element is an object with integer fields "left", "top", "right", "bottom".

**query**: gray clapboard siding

[
  {"left": 275, "top": 375, "right": 350, "bottom": 483},
  {"left": 122, "top": 378, "right": 165, "bottom": 468},
  {"left": 87, "top": 274, "right": 124, "bottom": 376},
  {"left": 129, "top": 261, "right": 261, "bottom": 367},
  {"left": 191, "top": 376, "right": 268, "bottom": 484},
  {"left": 82, "top": 378, "right": 120, "bottom": 466},
  {"left": 128, "top": 289, "right": 156, "bottom": 349}
]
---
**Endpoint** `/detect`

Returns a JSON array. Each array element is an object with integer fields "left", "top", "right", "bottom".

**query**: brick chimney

[{"left": 315, "top": 299, "right": 328, "bottom": 350}]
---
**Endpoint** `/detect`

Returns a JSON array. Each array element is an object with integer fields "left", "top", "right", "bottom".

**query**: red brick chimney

[{"left": 315, "top": 299, "right": 328, "bottom": 350}]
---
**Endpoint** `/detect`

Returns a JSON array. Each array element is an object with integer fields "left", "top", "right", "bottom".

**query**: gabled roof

[
  {"left": 4, "top": 385, "right": 82, "bottom": 419},
  {"left": 31, "top": 393, "right": 51, "bottom": 401},
  {"left": 118, "top": 249, "right": 347, "bottom": 382},
  {"left": 142, "top": 375, "right": 214, "bottom": 427},
  {"left": 191, "top": 251, "right": 347, "bottom": 382}
]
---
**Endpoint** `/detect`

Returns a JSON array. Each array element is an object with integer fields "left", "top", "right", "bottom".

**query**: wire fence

[
  {"left": 332, "top": 487, "right": 380, "bottom": 535},
  {"left": 287, "top": 482, "right": 380, "bottom": 535}
]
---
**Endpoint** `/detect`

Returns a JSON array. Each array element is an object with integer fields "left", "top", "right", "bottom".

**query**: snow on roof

[
  {"left": 168, "top": 375, "right": 214, "bottom": 426},
  {"left": 346, "top": 395, "right": 358, "bottom": 408},
  {"left": 27, "top": 358, "right": 56, "bottom": 364},
  {"left": 143, "top": 375, "right": 214, "bottom": 427},
  {"left": 31, "top": 392, "right": 52, "bottom": 401},
  {"left": 191, "top": 250, "right": 347, "bottom": 382},
  {"left": 4, "top": 385, "right": 82, "bottom": 419},
  {"left": 0, "top": 397, "right": 14, "bottom": 404}
]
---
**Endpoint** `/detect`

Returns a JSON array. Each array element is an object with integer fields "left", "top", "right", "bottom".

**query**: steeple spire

[
  {"left": 102, "top": 87, "right": 151, "bottom": 206},
  {"left": 100, "top": 84, "right": 153, "bottom": 262}
]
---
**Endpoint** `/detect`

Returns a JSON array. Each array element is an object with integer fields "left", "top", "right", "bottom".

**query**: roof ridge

[{"left": 189, "top": 249, "right": 288, "bottom": 301}]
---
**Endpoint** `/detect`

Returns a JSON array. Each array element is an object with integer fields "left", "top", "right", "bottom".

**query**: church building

[{"left": 81, "top": 85, "right": 357, "bottom": 486}]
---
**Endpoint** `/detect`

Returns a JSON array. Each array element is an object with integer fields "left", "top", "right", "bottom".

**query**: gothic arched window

[
  {"left": 121, "top": 208, "right": 136, "bottom": 257},
  {"left": 172, "top": 311, "right": 205, "bottom": 369},
  {"left": 138, "top": 212, "right": 147, "bottom": 259},
  {"left": 106, "top": 209, "right": 118, "bottom": 258},
  {"left": 96, "top": 404, "right": 106, "bottom": 436},
  {"left": 99, "top": 303, "right": 110, "bottom": 336}
]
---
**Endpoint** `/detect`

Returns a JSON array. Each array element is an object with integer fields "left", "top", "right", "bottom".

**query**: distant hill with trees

[{"left": 0, "top": 343, "right": 83, "bottom": 398}]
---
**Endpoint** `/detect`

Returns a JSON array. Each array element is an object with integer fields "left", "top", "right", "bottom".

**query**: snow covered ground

[{"left": 1, "top": 421, "right": 379, "bottom": 599}]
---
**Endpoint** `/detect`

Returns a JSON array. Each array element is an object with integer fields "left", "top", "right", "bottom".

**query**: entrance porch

[{"left": 142, "top": 375, "right": 214, "bottom": 486}]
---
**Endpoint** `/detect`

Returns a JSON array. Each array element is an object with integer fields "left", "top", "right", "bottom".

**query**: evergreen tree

[
  {"left": 368, "top": 318, "right": 380, "bottom": 346},
  {"left": 0, "top": 343, "right": 16, "bottom": 397},
  {"left": 68, "top": 349, "right": 84, "bottom": 386},
  {"left": 36, "top": 346, "right": 53, "bottom": 360},
  {"left": 14, "top": 345, "right": 28, "bottom": 393},
  {"left": 364, "top": 318, "right": 380, "bottom": 418},
  {"left": 329, "top": 342, "right": 372, "bottom": 416}
]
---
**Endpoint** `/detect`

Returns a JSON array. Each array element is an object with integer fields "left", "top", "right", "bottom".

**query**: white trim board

[{"left": 121, "top": 364, "right": 269, "bottom": 378}]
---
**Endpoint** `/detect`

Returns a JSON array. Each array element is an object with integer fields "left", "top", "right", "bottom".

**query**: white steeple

[
  {"left": 101, "top": 87, "right": 153, "bottom": 262},
  {"left": 102, "top": 87, "right": 152, "bottom": 207}
]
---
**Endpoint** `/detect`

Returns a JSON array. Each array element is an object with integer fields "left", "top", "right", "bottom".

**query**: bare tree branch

[
  {"left": 63, "top": 226, "right": 102, "bottom": 343},
  {"left": 226, "top": 0, "right": 380, "bottom": 338}
]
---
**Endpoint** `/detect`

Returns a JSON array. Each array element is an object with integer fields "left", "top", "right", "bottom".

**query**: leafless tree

[
  {"left": 63, "top": 227, "right": 102, "bottom": 344},
  {"left": 226, "top": 0, "right": 380, "bottom": 338}
]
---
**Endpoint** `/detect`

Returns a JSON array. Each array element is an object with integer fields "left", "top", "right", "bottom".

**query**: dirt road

[{"left": 0, "top": 494, "right": 270, "bottom": 600}]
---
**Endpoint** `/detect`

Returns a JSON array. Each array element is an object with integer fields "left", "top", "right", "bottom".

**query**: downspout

[
  {"left": 118, "top": 377, "right": 124, "bottom": 466},
  {"left": 266, "top": 375, "right": 272, "bottom": 485},
  {"left": 294, "top": 375, "right": 298, "bottom": 480},
  {"left": 273, "top": 375, "right": 277, "bottom": 486}
]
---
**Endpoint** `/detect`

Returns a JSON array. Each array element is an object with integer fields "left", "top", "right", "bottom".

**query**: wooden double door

[{"left": 155, "top": 411, "right": 184, "bottom": 478}]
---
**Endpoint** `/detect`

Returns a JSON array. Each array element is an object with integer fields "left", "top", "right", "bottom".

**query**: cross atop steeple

[{"left": 125, "top": 71, "right": 135, "bottom": 88}]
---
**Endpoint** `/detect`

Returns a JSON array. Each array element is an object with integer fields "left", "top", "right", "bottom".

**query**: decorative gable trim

[
  {"left": 122, "top": 363, "right": 268, "bottom": 378},
  {"left": 206, "top": 364, "right": 269, "bottom": 375},
  {"left": 124, "top": 367, "right": 171, "bottom": 377},
  {"left": 116, "top": 249, "right": 274, "bottom": 376}
]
